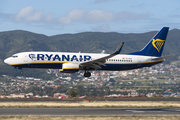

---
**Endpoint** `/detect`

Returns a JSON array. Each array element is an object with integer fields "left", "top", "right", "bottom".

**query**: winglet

[{"left": 113, "top": 42, "right": 124, "bottom": 54}]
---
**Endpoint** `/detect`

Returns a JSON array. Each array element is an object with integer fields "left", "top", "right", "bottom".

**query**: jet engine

[{"left": 60, "top": 63, "right": 79, "bottom": 73}]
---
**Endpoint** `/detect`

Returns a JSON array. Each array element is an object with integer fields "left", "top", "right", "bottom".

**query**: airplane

[{"left": 4, "top": 27, "right": 172, "bottom": 77}]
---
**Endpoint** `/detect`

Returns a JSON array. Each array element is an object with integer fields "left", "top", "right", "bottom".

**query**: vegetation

[
  {"left": 1, "top": 101, "right": 180, "bottom": 108},
  {"left": 15, "top": 84, "right": 180, "bottom": 97},
  {"left": 69, "top": 90, "right": 77, "bottom": 97}
]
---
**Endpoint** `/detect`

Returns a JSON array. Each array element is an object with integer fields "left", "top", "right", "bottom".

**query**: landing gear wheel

[{"left": 84, "top": 71, "right": 91, "bottom": 77}]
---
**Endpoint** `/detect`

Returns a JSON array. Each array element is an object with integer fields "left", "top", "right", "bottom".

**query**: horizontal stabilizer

[{"left": 151, "top": 55, "right": 173, "bottom": 61}]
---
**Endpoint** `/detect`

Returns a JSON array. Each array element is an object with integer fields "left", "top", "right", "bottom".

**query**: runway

[
  {"left": 0, "top": 108, "right": 180, "bottom": 116},
  {"left": 1, "top": 98, "right": 180, "bottom": 102}
]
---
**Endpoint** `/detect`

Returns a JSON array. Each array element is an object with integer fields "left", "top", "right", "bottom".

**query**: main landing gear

[
  {"left": 20, "top": 70, "right": 23, "bottom": 75},
  {"left": 84, "top": 71, "right": 91, "bottom": 77},
  {"left": 14, "top": 67, "right": 23, "bottom": 75}
]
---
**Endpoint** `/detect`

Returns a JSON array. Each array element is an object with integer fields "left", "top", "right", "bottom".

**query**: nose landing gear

[{"left": 84, "top": 71, "right": 91, "bottom": 77}]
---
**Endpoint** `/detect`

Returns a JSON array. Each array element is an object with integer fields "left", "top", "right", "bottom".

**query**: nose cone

[{"left": 4, "top": 58, "right": 11, "bottom": 65}]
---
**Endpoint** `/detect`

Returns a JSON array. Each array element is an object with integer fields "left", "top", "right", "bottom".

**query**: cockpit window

[{"left": 12, "top": 55, "right": 18, "bottom": 58}]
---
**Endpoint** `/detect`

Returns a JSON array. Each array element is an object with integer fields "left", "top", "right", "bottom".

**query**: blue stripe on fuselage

[{"left": 12, "top": 61, "right": 163, "bottom": 71}]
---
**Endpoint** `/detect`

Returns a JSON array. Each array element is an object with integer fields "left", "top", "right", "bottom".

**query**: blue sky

[{"left": 0, "top": 0, "right": 180, "bottom": 36}]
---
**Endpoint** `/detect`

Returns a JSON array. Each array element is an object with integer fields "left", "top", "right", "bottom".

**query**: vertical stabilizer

[{"left": 129, "top": 27, "right": 169, "bottom": 57}]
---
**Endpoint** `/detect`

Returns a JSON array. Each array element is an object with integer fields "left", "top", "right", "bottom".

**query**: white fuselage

[{"left": 4, "top": 51, "right": 162, "bottom": 71}]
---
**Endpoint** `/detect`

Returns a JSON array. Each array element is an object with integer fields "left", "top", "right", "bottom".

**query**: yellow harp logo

[{"left": 152, "top": 39, "right": 165, "bottom": 52}]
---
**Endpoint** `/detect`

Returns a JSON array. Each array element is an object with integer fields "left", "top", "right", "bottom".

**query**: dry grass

[
  {"left": 0, "top": 116, "right": 180, "bottom": 120},
  {"left": 0, "top": 101, "right": 180, "bottom": 108}
]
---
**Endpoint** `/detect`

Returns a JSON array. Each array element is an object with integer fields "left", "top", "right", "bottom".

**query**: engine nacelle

[{"left": 60, "top": 63, "right": 79, "bottom": 73}]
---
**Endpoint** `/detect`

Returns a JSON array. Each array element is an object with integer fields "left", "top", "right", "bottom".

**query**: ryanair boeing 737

[{"left": 4, "top": 27, "right": 172, "bottom": 77}]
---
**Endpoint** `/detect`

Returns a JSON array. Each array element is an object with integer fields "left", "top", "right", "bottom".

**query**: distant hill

[{"left": 0, "top": 29, "right": 180, "bottom": 78}]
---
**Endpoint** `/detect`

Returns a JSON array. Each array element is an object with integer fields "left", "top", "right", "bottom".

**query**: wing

[{"left": 79, "top": 42, "right": 124, "bottom": 69}]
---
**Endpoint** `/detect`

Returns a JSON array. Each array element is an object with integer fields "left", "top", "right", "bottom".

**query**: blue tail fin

[{"left": 128, "top": 27, "right": 169, "bottom": 57}]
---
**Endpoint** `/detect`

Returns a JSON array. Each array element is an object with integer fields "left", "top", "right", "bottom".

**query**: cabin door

[{"left": 24, "top": 54, "right": 28, "bottom": 62}]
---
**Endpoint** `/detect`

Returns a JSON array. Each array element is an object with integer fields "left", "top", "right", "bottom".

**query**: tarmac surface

[
  {"left": 0, "top": 108, "right": 180, "bottom": 116},
  {"left": 0, "top": 98, "right": 180, "bottom": 102}
]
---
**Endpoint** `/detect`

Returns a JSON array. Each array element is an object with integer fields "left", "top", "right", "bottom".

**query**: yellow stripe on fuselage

[{"left": 63, "top": 68, "right": 79, "bottom": 69}]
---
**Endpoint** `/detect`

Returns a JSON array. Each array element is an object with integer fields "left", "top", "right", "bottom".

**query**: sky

[{"left": 0, "top": 0, "right": 180, "bottom": 36}]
